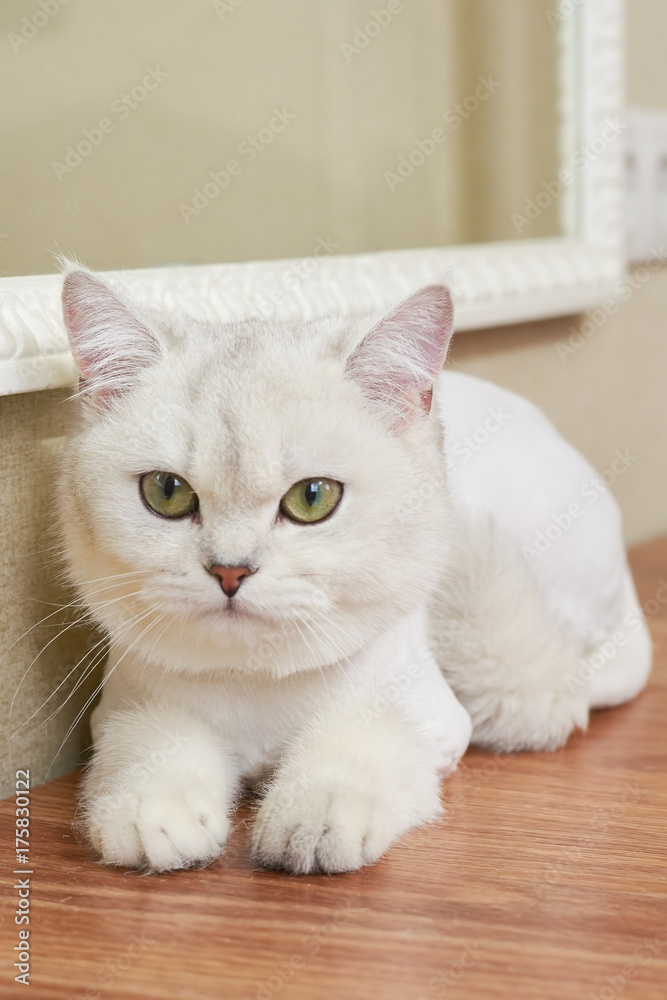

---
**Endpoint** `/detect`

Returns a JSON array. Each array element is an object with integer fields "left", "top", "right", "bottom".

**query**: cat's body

[{"left": 58, "top": 269, "right": 651, "bottom": 874}]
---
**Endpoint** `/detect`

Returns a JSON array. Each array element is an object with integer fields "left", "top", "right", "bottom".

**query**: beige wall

[
  {"left": 628, "top": 0, "right": 667, "bottom": 109},
  {"left": 0, "top": 390, "right": 102, "bottom": 796}
]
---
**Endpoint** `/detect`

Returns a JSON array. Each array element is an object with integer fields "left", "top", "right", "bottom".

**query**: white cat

[{"left": 57, "top": 267, "right": 651, "bottom": 874}]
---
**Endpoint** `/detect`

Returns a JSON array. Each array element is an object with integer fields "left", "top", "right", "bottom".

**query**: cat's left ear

[
  {"left": 345, "top": 284, "right": 454, "bottom": 428},
  {"left": 61, "top": 266, "right": 161, "bottom": 408}
]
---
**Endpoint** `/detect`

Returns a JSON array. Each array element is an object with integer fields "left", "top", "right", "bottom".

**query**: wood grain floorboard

[{"left": 1, "top": 542, "right": 666, "bottom": 1000}]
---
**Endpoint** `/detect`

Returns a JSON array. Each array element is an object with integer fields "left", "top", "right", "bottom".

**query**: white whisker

[
  {"left": 45, "top": 608, "right": 167, "bottom": 777},
  {"left": 7, "top": 602, "right": 156, "bottom": 746},
  {"left": 1, "top": 571, "right": 145, "bottom": 667},
  {"left": 9, "top": 587, "right": 147, "bottom": 715}
]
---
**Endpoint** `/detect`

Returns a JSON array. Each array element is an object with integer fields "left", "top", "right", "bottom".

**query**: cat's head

[{"left": 58, "top": 267, "right": 455, "bottom": 678}]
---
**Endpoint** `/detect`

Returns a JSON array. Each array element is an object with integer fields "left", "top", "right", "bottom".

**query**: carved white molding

[
  {"left": 580, "top": 0, "right": 626, "bottom": 252},
  {"left": 0, "top": 0, "right": 625, "bottom": 397}
]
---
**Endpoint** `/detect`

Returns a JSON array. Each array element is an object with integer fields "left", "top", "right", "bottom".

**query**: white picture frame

[{"left": 0, "top": 0, "right": 625, "bottom": 398}]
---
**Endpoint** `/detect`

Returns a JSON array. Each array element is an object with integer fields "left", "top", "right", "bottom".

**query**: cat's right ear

[
  {"left": 345, "top": 284, "right": 454, "bottom": 429},
  {"left": 61, "top": 268, "right": 160, "bottom": 408}
]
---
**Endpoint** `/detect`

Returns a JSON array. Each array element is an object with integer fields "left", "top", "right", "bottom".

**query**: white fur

[
  {"left": 57, "top": 272, "right": 651, "bottom": 874},
  {"left": 433, "top": 372, "right": 652, "bottom": 748}
]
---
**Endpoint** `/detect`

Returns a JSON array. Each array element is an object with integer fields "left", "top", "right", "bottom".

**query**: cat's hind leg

[
  {"left": 429, "top": 518, "right": 589, "bottom": 753},
  {"left": 585, "top": 569, "right": 652, "bottom": 710}
]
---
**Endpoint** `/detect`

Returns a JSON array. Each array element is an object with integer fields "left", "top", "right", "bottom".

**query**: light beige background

[
  {"left": 0, "top": 0, "right": 559, "bottom": 277},
  {"left": 1, "top": 2, "right": 666, "bottom": 796}
]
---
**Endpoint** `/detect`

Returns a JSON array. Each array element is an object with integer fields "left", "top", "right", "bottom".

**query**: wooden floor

[{"left": 1, "top": 541, "right": 666, "bottom": 1000}]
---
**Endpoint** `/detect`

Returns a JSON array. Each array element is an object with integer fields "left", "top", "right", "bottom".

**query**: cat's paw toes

[
  {"left": 251, "top": 782, "right": 394, "bottom": 875},
  {"left": 85, "top": 785, "right": 229, "bottom": 872}
]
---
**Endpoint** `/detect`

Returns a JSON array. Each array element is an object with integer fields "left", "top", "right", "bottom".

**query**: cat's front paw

[
  {"left": 251, "top": 777, "right": 402, "bottom": 875},
  {"left": 83, "top": 781, "right": 230, "bottom": 872}
]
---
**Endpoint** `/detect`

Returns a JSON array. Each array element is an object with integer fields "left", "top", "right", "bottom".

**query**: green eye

[
  {"left": 140, "top": 471, "right": 198, "bottom": 519},
  {"left": 280, "top": 478, "right": 343, "bottom": 524}
]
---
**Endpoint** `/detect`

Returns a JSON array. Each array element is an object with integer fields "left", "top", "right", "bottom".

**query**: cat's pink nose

[{"left": 209, "top": 565, "right": 254, "bottom": 598}]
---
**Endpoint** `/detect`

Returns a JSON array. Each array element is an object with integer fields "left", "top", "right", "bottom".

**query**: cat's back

[{"left": 435, "top": 370, "right": 628, "bottom": 647}]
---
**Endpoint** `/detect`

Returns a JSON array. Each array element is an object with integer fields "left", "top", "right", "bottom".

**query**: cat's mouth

[
  {"left": 206, "top": 599, "right": 265, "bottom": 624},
  {"left": 221, "top": 601, "right": 247, "bottom": 618}
]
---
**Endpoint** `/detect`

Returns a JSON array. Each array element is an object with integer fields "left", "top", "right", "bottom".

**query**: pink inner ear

[
  {"left": 62, "top": 269, "right": 159, "bottom": 403},
  {"left": 345, "top": 284, "right": 454, "bottom": 424}
]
